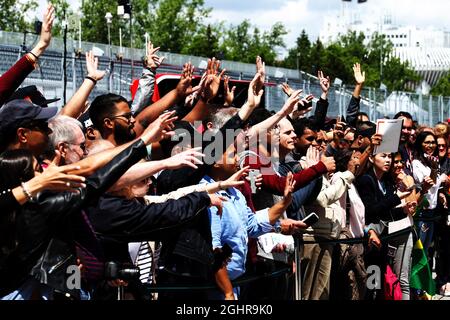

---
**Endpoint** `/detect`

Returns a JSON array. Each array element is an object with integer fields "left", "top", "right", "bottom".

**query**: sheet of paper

[
  {"left": 258, "top": 233, "right": 294, "bottom": 254},
  {"left": 374, "top": 119, "right": 404, "bottom": 154},
  {"left": 388, "top": 215, "right": 413, "bottom": 234}
]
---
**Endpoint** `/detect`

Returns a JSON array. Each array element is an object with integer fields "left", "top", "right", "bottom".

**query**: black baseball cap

[
  {"left": 356, "top": 121, "right": 377, "bottom": 138},
  {"left": 0, "top": 99, "right": 58, "bottom": 134},
  {"left": 6, "top": 85, "right": 60, "bottom": 108}
]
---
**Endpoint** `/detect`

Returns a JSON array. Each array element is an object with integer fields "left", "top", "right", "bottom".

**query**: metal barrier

[{"left": 0, "top": 30, "right": 449, "bottom": 125}]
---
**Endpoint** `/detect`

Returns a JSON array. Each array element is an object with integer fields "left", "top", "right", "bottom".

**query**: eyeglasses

[
  {"left": 110, "top": 113, "right": 133, "bottom": 123},
  {"left": 438, "top": 144, "right": 446, "bottom": 149}
]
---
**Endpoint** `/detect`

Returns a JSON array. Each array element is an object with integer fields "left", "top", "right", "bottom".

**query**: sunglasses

[{"left": 109, "top": 112, "right": 133, "bottom": 124}]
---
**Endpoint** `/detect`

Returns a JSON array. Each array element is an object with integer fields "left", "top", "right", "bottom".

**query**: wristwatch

[{"left": 274, "top": 224, "right": 282, "bottom": 234}]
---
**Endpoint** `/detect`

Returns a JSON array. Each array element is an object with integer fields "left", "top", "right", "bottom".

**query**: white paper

[
  {"left": 257, "top": 233, "right": 294, "bottom": 254},
  {"left": 374, "top": 119, "right": 404, "bottom": 154},
  {"left": 388, "top": 215, "right": 413, "bottom": 234}
]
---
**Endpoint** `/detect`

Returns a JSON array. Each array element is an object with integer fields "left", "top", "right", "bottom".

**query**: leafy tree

[
  {"left": 0, "top": 0, "right": 38, "bottom": 33},
  {"left": 431, "top": 72, "right": 450, "bottom": 96},
  {"left": 283, "top": 30, "right": 311, "bottom": 70},
  {"left": 220, "top": 20, "right": 287, "bottom": 65}
]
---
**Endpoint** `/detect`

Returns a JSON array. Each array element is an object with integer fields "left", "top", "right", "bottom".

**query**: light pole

[
  {"left": 105, "top": 12, "right": 112, "bottom": 58},
  {"left": 105, "top": 12, "right": 113, "bottom": 92}
]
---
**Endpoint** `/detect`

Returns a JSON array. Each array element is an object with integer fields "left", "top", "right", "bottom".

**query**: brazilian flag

[{"left": 410, "top": 239, "right": 435, "bottom": 295}]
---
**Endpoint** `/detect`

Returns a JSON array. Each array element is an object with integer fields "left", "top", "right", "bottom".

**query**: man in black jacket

[{"left": 0, "top": 113, "right": 176, "bottom": 300}]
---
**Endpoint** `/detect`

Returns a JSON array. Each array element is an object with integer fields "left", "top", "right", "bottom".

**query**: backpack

[{"left": 384, "top": 264, "right": 402, "bottom": 300}]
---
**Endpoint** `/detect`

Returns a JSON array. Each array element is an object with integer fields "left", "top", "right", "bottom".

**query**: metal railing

[{"left": 0, "top": 30, "right": 449, "bottom": 126}]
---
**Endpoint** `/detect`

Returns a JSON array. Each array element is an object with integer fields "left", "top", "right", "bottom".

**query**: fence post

[{"left": 429, "top": 95, "right": 433, "bottom": 127}]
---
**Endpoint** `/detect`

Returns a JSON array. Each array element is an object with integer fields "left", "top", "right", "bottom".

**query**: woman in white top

[{"left": 411, "top": 131, "right": 446, "bottom": 254}]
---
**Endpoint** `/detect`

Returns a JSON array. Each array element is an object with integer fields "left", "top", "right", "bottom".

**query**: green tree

[
  {"left": 283, "top": 30, "right": 311, "bottom": 70},
  {"left": 431, "top": 72, "right": 450, "bottom": 96},
  {"left": 220, "top": 20, "right": 287, "bottom": 65},
  {"left": 0, "top": 0, "right": 38, "bottom": 33}
]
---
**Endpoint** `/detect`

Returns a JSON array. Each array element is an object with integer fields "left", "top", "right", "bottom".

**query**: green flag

[{"left": 410, "top": 239, "right": 435, "bottom": 295}]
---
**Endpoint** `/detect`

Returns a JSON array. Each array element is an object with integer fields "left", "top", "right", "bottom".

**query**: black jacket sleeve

[
  {"left": 89, "top": 192, "right": 211, "bottom": 242},
  {"left": 346, "top": 95, "right": 361, "bottom": 128},
  {"left": 157, "top": 114, "right": 246, "bottom": 194},
  {"left": 354, "top": 174, "right": 401, "bottom": 224},
  {"left": 311, "top": 98, "right": 329, "bottom": 131},
  {"left": 38, "top": 139, "right": 148, "bottom": 222},
  {"left": 1, "top": 189, "right": 21, "bottom": 214}
]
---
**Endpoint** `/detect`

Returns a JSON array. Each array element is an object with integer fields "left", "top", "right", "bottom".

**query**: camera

[{"left": 104, "top": 261, "right": 140, "bottom": 281}]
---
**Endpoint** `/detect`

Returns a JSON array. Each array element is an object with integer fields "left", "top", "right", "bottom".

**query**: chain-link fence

[{"left": 1, "top": 30, "right": 448, "bottom": 126}]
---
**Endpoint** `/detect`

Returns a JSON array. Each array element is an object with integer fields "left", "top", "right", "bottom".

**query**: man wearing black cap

[
  {"left": 6, "top": 85, "right": 60, "bottom": 108},
  {"left": 0, "top": 99, "right": 57, "bottom": 157}
]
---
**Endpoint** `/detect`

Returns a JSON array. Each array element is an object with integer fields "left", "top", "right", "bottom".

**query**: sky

[{"left": 35, "top": 0, "right": 449, "bottom": 53}]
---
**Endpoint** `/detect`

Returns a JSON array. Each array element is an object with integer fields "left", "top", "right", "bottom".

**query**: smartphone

[
  {"left": 301, "top": 212, "right": 319, "bottom": 226},
  {"left": 248, "top": 169, "right": 260, "bottom": 194}
]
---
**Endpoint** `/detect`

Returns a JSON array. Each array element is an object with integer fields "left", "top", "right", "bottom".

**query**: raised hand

[
  {"left": 255, "top": 56, "right": 266, "bottom": 93},
  {"left": 31, "top": 3, "right": 55, "bottom": 58},
  {"left": 86, "top": 51, "right": 106, "bottom": 81},
  {"left": 305, "top": 146, "right": 320, "bottom": 168},
  {"left": 200, "top": 58, "right": 226, "bottom": 103},
  {"left": 165, "top": 147, "right": 204, "bottom": 170},
  {"left": 280, "top": 89, "right": 302, "bottom": 116},
  {"left": 283, "top": 172, "right": 296, "bottom": 204},
  {"left": 353, "top": 63, "right": 366, "bottom": 85},
  {"left": 318, "top": 70, "right": 331, "bottom": 95},
  {"left": 223, "top": 75, "right": 236, "bottom": 107},
  {"left": 281, "top": 83, "right": 294, "bottom": 97},
  {"left": 176, "top": 62, "right": 197, "bottom": 97},
  {"left": 247, "top": 72, "right": 264, "bottom": 109},
  {"left": 141, "top": 111, "right": 178, "bottom": 144},
  {"left": 144, "top": 41, "right": 165, "bottom": 71}
]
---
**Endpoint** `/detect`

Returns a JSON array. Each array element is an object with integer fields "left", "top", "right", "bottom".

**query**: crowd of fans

[{"left": 1, "top": 4, "right": 449, "bottom": 301}]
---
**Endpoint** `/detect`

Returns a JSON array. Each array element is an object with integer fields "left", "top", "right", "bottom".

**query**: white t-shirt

[{"left": 412, "top": 159, "right": 443, "bottom": 210}]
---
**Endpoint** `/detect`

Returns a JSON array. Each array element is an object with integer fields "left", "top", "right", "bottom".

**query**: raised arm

[
  {"left": 346, "top": 63, "right": 366, "bottom": 127},
  {"left": 131, "top": 41, "right": 165, "bottom": 115},
  {"left": 134, "top": 62, "right": 197, "bottom": 135},
  {"left": 183, "top": 58, "right": 225, "bottom": 123},
  {"left": 0, "top": 3, "right": 55, "bottom": 105},
  {"left": 311, "top": 70, "right": 331, "bottom": 130},
  {"left": 60, "top": 51, "right": 106, "bottom": 118}
]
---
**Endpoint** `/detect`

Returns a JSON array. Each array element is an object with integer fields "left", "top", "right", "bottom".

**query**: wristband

[
  {"left": 21, "top": 182, "right": 35, "bottom": 203},
  {"left": 28, "top": 51, "right": 39, "bottom": 60},
  {"left": 85, "top": 76, "right": 97, "bottom": 85}
]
